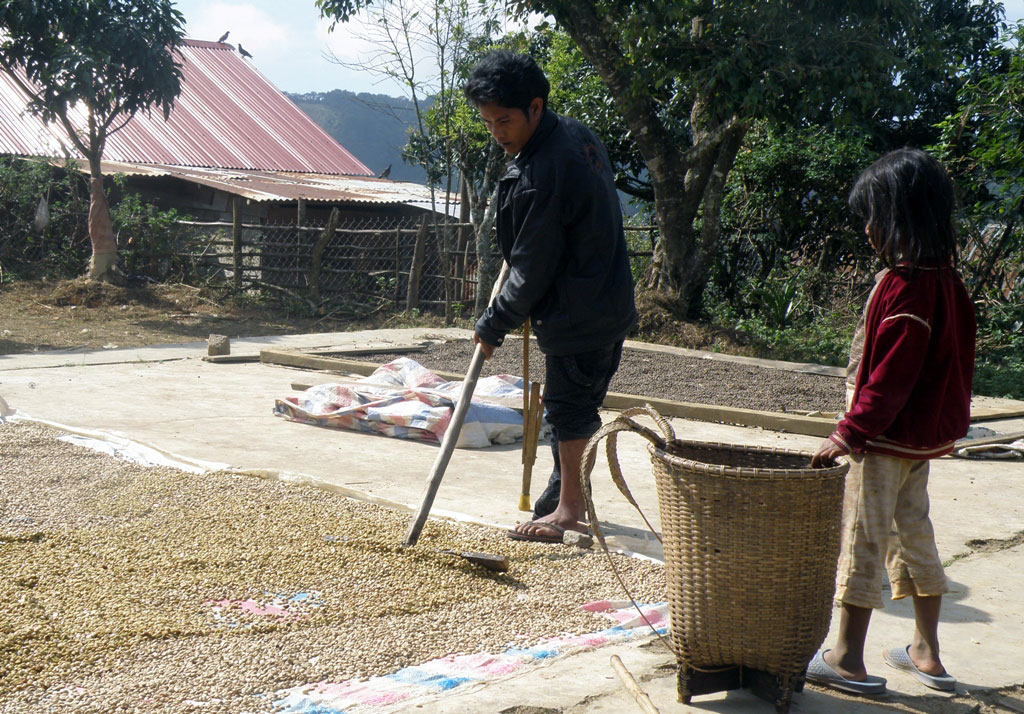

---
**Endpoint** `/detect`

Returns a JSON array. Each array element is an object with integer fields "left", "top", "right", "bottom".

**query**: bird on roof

[
  {"left": 378, "top": 164, "right": 391, "bottom": 179},
  {"left": 238, "top": 44, "right": 253, "bottom": 59},
  {"left": 217, "top": 31, "right": 229, "bottom": 43}
]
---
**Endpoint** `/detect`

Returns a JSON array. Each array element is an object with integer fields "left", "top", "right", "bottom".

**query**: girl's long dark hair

[{"left": 849, "top": 148, "right": 958, "bottom": 270}]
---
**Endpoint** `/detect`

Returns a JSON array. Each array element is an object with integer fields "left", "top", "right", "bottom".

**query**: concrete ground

[{"left": 2, "top": 328, "right": 1022, "bottom": 714}]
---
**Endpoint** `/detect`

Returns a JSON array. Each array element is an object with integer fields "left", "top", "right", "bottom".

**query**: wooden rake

[{"left": 403, "top": 261, "right": 510, "bottom": 547}]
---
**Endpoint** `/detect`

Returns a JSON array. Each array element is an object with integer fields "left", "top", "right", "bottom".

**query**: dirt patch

[
  {"left": 633, "top": 289, "right": 755, "bottom": 354},
  {"left": 965, "top": 530, "right": 1024, "bottom": 554},
  {"left": 0, "top": 278, "right": 359, "bottom": 355}
]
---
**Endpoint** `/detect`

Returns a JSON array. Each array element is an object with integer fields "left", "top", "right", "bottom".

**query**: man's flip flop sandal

[
  {"left": 806, "top": 650, "right": 887, "bottom": 695},
  {"left": 883, "top": 645, "right": 957, "bottom": 691},
  {"left": 507, "top": 520, "right": 566, "bottom": 544}
]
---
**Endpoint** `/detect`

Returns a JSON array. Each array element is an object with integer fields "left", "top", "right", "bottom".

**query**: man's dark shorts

[
  {"left": 543, "top": 340, "right": 624, "bottom": 440},
  {"left": 532, "top": 340, "right": 623, "bottom": 518}
]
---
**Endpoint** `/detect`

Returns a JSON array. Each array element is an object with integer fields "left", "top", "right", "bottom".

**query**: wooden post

[
  {"left": 405, "top": 217, "right": 428, "bottom": 312},
  {"left": 394, "top": 227, "right": 401, "bottom": 307},
  {"left": 231, "top": 196, "right": 242, "bottom": 290},
  {"left": 296, "top": 198, "right": 306, "bottom": 227},
  {"left": 309, "top": 207, "right": 339, "bottom": 306}
]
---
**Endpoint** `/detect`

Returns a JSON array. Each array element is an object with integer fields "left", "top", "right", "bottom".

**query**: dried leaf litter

[{"left": 0, "top": 422, "right": 665, "bottom": 713}]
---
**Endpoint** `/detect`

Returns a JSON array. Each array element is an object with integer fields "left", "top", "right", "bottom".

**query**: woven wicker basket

[{"left": 581, "top": 406, "right": 848, "bottom": 707}]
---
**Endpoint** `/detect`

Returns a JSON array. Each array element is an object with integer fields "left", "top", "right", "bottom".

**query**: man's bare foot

[{"left": 511, "top": 505, "right": 588, "bottom": 540}]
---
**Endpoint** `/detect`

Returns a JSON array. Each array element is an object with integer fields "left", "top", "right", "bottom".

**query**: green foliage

[
  {"left": 705, "top": 272, "right": 858, "bottom": 368},
  {"left": 0, "top": 160, "right": 194, "bottom": 282},
  {"left": 715, "top": 123, "right": 878, "bottom": 303},
  {"left": 1, "top": 0, "right": 187, "bottom": 279},
  {"left": 0, "top": 158, "right": 90, "bottom": 277},
  {"left": 107, "top": 175, "right": 184, "bottom": 279},
  {"left": 974, "top": 297, "right": 1024, "bottom": 399},
  {"left": 934, "top": 22, "right": 1024, "bottom": 400},
  {"left": 937, "top": 23, "right": 1024, "bottom": 300}
]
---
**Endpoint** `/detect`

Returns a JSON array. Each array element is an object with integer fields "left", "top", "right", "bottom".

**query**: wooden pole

[
  {"left": 520, "top": 380, "right": 541, "bottom": 511},
  {"left": 231, "top": 196, "right": 242, "bottom": 290},
  {"left": 403, "top": 260, "right": 510, "bottom": 547},
  {"left": 519, "top": 323, "right": 532, "bottom": 511},
  {"left": 405, "top": 217, "right": 428, "bottom": 312},
  {"left": 610, "top": 655, "right": 662, "bottom": 714},
  {"left": 309, "top": 207, "right": 339, "bottom": 307},
  {"left": 394, "top": 227, "right": 401, "bottom": 307}
]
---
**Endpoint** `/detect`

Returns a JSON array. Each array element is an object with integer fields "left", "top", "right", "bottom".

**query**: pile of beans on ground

[{"left": 0, "top": 421, "right": 665, "bottom": 714}]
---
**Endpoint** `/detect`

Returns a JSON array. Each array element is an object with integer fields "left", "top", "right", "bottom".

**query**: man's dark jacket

[{"left": 475, "top": 109, "right": 636, "bottom": 356}]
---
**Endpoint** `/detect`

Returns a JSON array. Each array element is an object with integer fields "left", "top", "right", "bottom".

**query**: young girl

[{"left": 807, "top": 148, "right": 976, "bottom": 695}]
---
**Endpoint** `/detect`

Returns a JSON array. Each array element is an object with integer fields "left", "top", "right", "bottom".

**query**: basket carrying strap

[
  {"left": 581, "top": 405, "right": 674, "bottom": 545},
  {"left": 580, "top": 405, "right": 680, "bottom": 657}
]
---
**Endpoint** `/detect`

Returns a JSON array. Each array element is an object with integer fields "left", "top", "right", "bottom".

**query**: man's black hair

[
  {"left": 463, "top": 50, "right": 549, "bottom": 114},
  {"left": 849, "top": 148, "right": 958, "bottom": 270}
]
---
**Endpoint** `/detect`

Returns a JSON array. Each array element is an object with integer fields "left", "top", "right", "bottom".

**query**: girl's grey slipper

[
  {"left": 883, "top": 645, "right": 957, "bottom": 691},
  {"left": 806, "top": 650, "right": 887, "bottom": 695}
]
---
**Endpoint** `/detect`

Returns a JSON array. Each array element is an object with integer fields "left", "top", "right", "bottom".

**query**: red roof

[{"left": 0, "top": 39, "right": 372, "bottom": 176}]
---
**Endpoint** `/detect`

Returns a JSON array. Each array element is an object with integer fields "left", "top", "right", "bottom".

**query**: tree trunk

[
  {"left": 549, "top": 4, "right": 749, "bottom": 317},
  {"left": 473, "top": 184, "right": 500, "bottom": 318},
  {"left": 86, "top": 155, "right": 119, "bottom": 283},
  {"left": 686, "top": 123, "right": 746, "bottom": 313}
]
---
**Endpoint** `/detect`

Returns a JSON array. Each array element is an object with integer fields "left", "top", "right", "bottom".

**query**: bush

[
  {"left": 0, "top": 159, "right": 194, "bottom": 283},
  {"left": 974, "top": 293, "right": 1024, "bottom": 399},
  {"left": 108, "top": 174, "right": 185, "bottom": 280},
  {"left": 0, "top": 157, "right": 90, "bottom": 278}
]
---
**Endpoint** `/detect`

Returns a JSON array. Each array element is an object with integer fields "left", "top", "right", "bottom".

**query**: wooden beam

[
  {"left": 231, "top": 196, "right": 242, "bottom": 290},
  {"left": 260, "top": 348, "right": 463, "bottom": 381},
  {"left": 602, "top": 391, "right": 838, "bottom": 437},
  {"left": 954, "top": 430, "right": 1024, "bottom": 450},
  {"left": 969, "top": 406, "right": 1024, "bottom": 422}
]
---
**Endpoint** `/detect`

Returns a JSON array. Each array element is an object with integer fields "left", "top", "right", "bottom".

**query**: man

[{"left": 464, "top": 50, "right": 637, "bottom": 543}]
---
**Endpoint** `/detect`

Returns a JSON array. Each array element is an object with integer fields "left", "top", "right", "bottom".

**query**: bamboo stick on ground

[{"left": 610, "top": 655, "right": 662, "bottom": 714}]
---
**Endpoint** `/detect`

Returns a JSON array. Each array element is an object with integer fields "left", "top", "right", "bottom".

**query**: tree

[
  {"left": 319, "top": 0, "right": 503, "bottom": 320},
  {"left": 524, "top": 1, "right": 1013, "bottom": 315},
  {"left": 316, "top": 1, "right": 1004, "bottom": 317},
  {"left": 0, "top": 0, "right": 185, "bottom": 282},
  {"left": 938, "top": 22, "right": 1024, "bottom": 302}
]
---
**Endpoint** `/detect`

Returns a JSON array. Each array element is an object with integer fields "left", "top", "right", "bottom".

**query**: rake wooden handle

[{"left": 403, "top": 261, "right": 510, "bottom": 547}]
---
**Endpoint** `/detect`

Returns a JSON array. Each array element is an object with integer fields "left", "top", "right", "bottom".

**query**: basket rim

[{"left": 648, "top": 438, "right": 849, "bottom": 480}]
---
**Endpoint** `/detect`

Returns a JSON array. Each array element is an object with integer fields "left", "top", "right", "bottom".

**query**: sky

[{"left": 174, "top": 0, "right": 1024, "bottom": 98}]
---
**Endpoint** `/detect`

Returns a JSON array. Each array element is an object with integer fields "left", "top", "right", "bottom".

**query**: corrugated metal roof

[
  {"left": 0, "top": 39, "right": 372, "bottom": 175},
  {"left": 73, "top": 160, "right": 459, "bottom": 216}
]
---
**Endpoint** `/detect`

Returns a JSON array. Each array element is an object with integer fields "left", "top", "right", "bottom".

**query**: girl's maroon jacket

[{"left": 830, "top": 266, "right": 976, "bottom": 460}]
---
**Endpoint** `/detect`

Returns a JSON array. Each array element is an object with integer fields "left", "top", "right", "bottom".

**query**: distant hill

[{"left": 288, "top": 90, "right": 427, "bottom": 183}]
